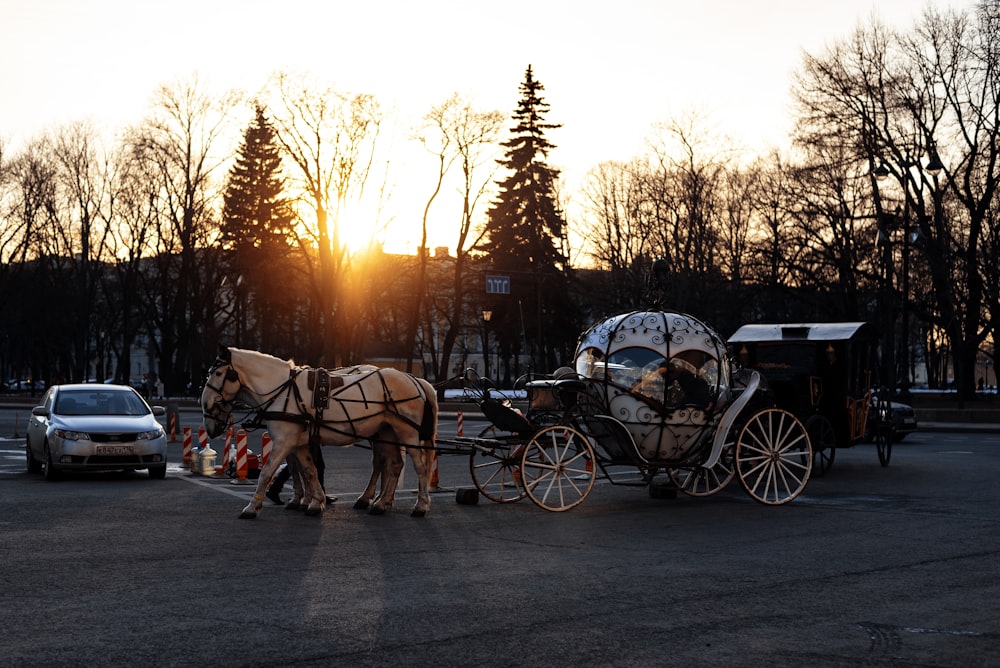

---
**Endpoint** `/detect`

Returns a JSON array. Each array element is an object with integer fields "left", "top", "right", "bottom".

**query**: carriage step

[
  {"left": 455, "top": 487, "right": 480, "bottom": 505},
  {"left": 648, "top": 482, "right": 679, "bottom": 500}
]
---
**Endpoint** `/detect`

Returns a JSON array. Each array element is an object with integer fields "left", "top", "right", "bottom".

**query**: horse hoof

[
  {"left": 410, "top": 509, "right": 427, "bottom": 518},
  {"left": 238, "top": 511, "right": 257, "bottom": 519},
  {"left": 284, "top": 502, "right": 301, "bottom": 511},
  {"left": 304, "top": 507, "right": 323, "bottom": 516},
  {"left": 368, "top": 505, "right": 386, "bottom": 516},
  {"left": 353, "top": 498, "right": 370, "bottom": 510}
]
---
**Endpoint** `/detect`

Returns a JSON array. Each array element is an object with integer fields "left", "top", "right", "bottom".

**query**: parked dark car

[
  {"left": 865, "top": 398, "right": 919, "bottom": 442},
  {"left": 25, "top": 384, "right": 168, "bottom": 480}
]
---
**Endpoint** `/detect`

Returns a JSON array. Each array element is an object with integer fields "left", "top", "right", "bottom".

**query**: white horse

[{"left": 201, "top": 347, "right": 437, "bottom": 519}]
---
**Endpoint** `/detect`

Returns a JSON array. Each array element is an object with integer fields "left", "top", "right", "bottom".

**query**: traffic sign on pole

[{"left": 486, "top": 275, "right": 510, "bottom": 294}]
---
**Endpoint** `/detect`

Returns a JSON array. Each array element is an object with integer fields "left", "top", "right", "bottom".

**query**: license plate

[{"left": 97, "top": 445, "right": 134, "bottom": 456}]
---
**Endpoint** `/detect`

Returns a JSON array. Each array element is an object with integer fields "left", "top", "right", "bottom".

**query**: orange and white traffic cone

[
  {"left": 430, "top": 450, "right": 440, "bottom": 491},
  {"left": 181, "top": 427, "right": 193, "bottom": 469},
  {"left": 261, "top": 431, "right": 272, "bottom": 467},
  {"left": 231, "top": 429, "right": 253, "bottom": 485},
  {"left": 217, "top": 426, "right": 233, "bottom": 478}
]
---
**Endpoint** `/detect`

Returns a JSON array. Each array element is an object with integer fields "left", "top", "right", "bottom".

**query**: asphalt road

[{"left": 1, "top": 415, "right": 998, "bottom": 667}]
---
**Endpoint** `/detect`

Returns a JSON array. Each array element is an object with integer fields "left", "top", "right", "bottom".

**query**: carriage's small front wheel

[
  {"left": 469, "top": 427, "right": 527, "bottom": 503},
  {"left": 520, "top": 425, "right": 595, "bottom": 512},
  {"left": 668, "top": 443, "right": 735, "bottom": 497},
  {"left": 735, "top": 409, "right": 812, "bottom": 505}
]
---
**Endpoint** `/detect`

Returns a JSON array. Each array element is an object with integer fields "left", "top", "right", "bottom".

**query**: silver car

[{"left": 26, "top": 384, "right": 168, "bottom": 480}]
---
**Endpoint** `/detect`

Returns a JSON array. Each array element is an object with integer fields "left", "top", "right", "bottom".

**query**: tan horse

[
  {"left": 201, "top": 347, "right": 437, "bottom": 519},
  {"left": 282, "top": 373, "right": 439, "bottom": 514}
]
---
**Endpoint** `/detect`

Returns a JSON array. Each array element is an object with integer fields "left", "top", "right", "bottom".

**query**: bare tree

[
  {"left": 579, "top": 158, "right": 657, "bottom": 310},
  {"left": 100, "top": 138, "right": 166, "bottom": 384},
  {"left": 645, "top": 114, "right": 729, "bottom": 314},
  {"left": 0, "top": 138, "right": 59, "bottom": 383},
  {"left": 412, "top": 93, "right": 503, "bottom": 381},
  {"left": 50, "top": 121, "right": 112, "bottom": 380},
  {"left": 129, "top": 74, "right": 240, "bottom": 391},
  {"left": 793, "top": 4, "right": 1000, "bottom": 400},
  {"left": 265, "top": 71, "right": 382, "bottom": 365},
  {"left": 0, "top": 138, "right": 39, "bottom": 287}
]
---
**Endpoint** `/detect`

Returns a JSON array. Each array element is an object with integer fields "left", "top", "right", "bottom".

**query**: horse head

[{"left": 201, "top": 345, "right": 241, "bottom": 437}]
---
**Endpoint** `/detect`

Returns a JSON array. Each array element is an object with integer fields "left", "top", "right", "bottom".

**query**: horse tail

[{"left": 418, "top": 379, "right": 438, "bottom": 443}]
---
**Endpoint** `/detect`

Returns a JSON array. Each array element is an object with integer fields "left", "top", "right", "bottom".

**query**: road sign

[{"left": 486, "top": 275, "right": 510, "bottom": 294}]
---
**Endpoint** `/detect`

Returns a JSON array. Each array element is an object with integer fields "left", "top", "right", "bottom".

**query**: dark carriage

[{"left": 727, "top": 322, "right": 891, "bottom": 474}]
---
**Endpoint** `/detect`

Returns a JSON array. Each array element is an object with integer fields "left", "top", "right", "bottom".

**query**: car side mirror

[
  {"left": 31, "top": 406, "right": 49, "bottom": 417},
  {"left": 151, "top": 406, "right": 166, "bottom": 416}
]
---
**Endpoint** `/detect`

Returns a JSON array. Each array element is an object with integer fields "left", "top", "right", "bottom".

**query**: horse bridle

[{"left": 202, "top": 358, "right": 241, "bottom": 422}]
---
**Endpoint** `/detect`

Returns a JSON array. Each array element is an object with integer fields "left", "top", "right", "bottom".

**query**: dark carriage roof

[{"left": 728, "top": 322, "right": 876, "bottom": 344}]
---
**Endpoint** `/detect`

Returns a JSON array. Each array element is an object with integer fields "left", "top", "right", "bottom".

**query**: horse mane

[{"left": 230, "top": 347, "right": 295, "bottom": 370}]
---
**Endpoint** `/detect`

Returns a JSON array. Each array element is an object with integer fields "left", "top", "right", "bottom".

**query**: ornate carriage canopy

[{"left": 573, "top": 311, "right": 733, "bottom": 463}]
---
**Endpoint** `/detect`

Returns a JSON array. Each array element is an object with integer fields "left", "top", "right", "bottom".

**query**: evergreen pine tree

[
  {"left": 221, "top": 103, "right": 296, "bottom": 352},
  {"left": 482, "top": 66, "right": 576, "bottom": 375}
]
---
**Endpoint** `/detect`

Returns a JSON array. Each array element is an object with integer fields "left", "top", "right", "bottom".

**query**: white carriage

[{"left": 466, "top": 310, "right": 814, "bottom": 511}]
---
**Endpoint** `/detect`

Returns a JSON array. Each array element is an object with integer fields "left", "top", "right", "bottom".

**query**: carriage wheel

[
  {"left": 520, "top": 425, "right": 595, "bottom": 512},
  {"left": 667, "top": 442, "right": 735, "bottom": 497},
  {"left": 735, "top": 409, "right": 812, "bottom": 505},
  {"left": 805, "top": 415, "right": 837, "bottom": 478},
  {"left": 469, "top": 426, "right": 527, "bottom": 503},
  {"left": 875, "top": 426, "right": 893, "bottom": 467}
]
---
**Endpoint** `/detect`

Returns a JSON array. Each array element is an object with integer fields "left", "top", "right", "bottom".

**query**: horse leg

[
  {"left": 240, "top": 444, "right": 292, "bottom": 519},
  {"left": 293, "top": 445, "right": 325, "bottom": 516},
  {"left": 369, "top": 441, "right": 404, "bottom": 515},
  {"left": 284, "top": 457, "right": 307, "bottom": 511},
  {"left": 354, "top": 442, "right": 382, "bottom": 510},
  {"left": 409, "top": 443, "right": 433, "bottom": 518}
]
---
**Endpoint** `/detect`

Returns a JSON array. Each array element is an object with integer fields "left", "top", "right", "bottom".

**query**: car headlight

[
  {"left": 54, "top": 429, "right": 90, "bottom": 441},
  {"left": 137, "top": 428, "right": 165, "bottom": 441}
]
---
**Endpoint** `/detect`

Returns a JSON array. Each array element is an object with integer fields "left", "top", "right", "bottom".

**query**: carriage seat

[{"left": 479, "top": 398, "right": 534, "bottom": 436}]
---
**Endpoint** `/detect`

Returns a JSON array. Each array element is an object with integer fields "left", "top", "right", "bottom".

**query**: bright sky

[{"left": 0, "top": 0, "right": 970, "bottom": 255}]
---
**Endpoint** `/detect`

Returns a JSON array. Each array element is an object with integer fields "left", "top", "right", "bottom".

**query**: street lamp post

[{"left": 481, "top": 309, "right": 492, "bottom": 380}]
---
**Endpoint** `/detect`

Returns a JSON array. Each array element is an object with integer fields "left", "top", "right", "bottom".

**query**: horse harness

[{"left": 234, "top": 364, "right": 429, "bottom": 446}]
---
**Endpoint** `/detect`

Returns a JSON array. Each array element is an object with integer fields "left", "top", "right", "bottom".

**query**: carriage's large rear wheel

[
  {"left": 469, "top": 428, "right": 527, "bottom": 503},
  {"left": 520, "top": 425, "right": 595, "bottom": 512},
  {"left": 667, "top": 442, "right": 735, "bottom": 497},
  {"left": 735, "top": 408, "right": 812, "bottom": 505}
]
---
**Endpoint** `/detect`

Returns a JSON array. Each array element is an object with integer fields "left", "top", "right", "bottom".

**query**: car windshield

[{"left": 55, "top": 390, "right": 149, "bottom": 416}]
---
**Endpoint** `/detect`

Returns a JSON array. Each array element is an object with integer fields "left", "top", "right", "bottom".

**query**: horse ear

[{"left": 218, "top": 344, "right": 231, "bottom": 362}]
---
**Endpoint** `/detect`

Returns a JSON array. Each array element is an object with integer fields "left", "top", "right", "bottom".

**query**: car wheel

[
  {"left": 26, "top": 441, "right": 42, "bottom": 474},
  {"left": 148, "top": 465, "right": 167, "bottom": 480},
  {"left": 43, "top": 443, "right": 62, "bottom": 481}
]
